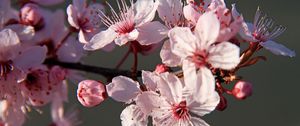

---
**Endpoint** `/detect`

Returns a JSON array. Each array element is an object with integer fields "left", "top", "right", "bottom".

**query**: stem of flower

[
  {"left": 130, "top": 43, "right": 138, "bottom": 80},
  {"left": 115, "top": 49, "right": 131, "bottom": 69}
]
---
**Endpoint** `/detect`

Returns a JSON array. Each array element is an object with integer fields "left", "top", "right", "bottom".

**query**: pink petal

[
  {"left": 134, "top": 0, "right": 157, "bottom": 26},
  {"left": 158, "top": 72, "right": 184, "bottom": 103},
  {"left": 169, "top": 27, "right": 197, "bottom": 58},
  {"left": 157, "top": 0, "right": 183, "bottom": 24},
  {"left": 142, "top": 71, "right": 158, "bottom": 91},
  {"left": 136, "top": 21, "right": 168, "bottom": 45},
  {"left": 160, "top": 40, "right": 182, "bottom": 67},
  {"left": 260, "top": 40, "right": 296, "bottom": 57},
  {"left": 183, "top": 4, "right": 201, "bottom": 24},
  {"left": 190, "top": 117, "right": 209, "bottom": 126},
  {"left": 14, "top": 46, "right": 47, "bottom": 71},
  {"left": 84, "top": 28, "right": 117, "bottom": 50},
  {"left": 106, "top": 76, "right": 141, "bottom": 103},
  {"left": 136, "top": 91, "right": 170, "bottom": 115},
  {"left": 208, "top": 42, "right": 240, "bottom": 70},
  {"left": 120, "top": 105, "right": 148, "bottom": 126},
  {"left": 182, "top": 59, "right": 197, "bottom": 94},
  {"left": 194, "top": 11, "right": 220, "bottom": 49},
  {"left": 66, "top": 5, "right": 80, "bottom": 29},
  {"left": 57, "top": 36, "right": 85, "bottom": 63}
]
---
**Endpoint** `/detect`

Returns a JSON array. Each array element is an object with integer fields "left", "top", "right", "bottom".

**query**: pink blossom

[
  {"left": 120, "top": 105, "right": 148, "bottom": 126},
  {"left": 84, "top": 0, "right": 168, "bottom": 51},
  {"left": 168, "top": 12, "right": 240, "bottom": 102},
  {"left": 233, "top": 5, "right": 295, "bottom": 57},
  {"left": 136, "top": 72, "right": 220, "bottom": 126},
  {"left": 232, "top": 81, "right": 253, "bottom": 100},
  {"left": 67, "top": 0, "right": 105, "bottom": 43},
  {"left": 77, "top": 80, "right": 107, "bottom": 107}
]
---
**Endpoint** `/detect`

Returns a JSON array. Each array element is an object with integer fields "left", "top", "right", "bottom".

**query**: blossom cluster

[{"left": 0, "top": 0, "right": 295, "bottom": 126}]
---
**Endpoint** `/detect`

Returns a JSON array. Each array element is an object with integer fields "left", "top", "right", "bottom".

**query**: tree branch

[{"left": 44, "top": 59, "right": 142, "bottom": 78}]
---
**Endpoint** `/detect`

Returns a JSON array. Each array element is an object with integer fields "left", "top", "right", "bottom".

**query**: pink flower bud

[
  {"left": 154, "top": 64, "right": 169, "bottom": 74},
  {"left": 20, "top": 3, "right": 42, "bottom": 26},
  {"left": 232, "top": 81, "right": 253, "bottom": 100},
  {"left": 77, "top": 80, "right": 107, "bottom": 107}
]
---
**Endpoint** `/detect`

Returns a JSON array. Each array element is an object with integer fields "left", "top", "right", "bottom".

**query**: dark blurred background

[{"left": 23, "top": 0, "right": 300, "bottom": 126}]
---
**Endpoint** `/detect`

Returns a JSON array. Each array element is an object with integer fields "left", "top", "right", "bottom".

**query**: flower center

[
  {"left": 0, "top": 60, "right": 14, "bottom": 79},
  {"left": 172, "top": 101, "right": 189, "bottom": 120},
  {"left": 191, "top": 50, "right": 208, "bottom": 68}
]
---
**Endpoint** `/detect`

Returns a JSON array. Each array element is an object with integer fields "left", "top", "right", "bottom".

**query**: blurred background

[{"left": 21, "top": 0, "right": 300, "bottom": 126}]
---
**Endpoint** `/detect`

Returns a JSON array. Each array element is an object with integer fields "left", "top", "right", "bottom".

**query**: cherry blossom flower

[
  {"left": 136, "top": 72, "right": 220, "bottom": 126},
  {"left": 233, "top": 5, "right": 295, "bottom": 57},
  {"left": 20, "top": 3, "right": 42, "bottom": 26},
  {"left": 84, "top": 0, "right": 168, "bottom": 51},
  {"left": 67, "top": 0, "right": 105, "bottom": 43},
  {"left": 168, "top": 12, "right": 240, "bottom": 100}
]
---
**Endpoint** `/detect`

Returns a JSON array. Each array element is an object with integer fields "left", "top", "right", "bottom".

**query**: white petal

[
  {"left": 14, "top": 46, "right": 47, "bottom": 71},
  {"left": 194, "top": 11, "right": 220, "bottom": 49},
  {"left": 169, "top": 27, "right": 197, "bottom": 58},
  {"left": 160, "top": 40, "right": 182, "bottom": 67},
  {"left": 142, "top": 71, "right": 158, "bottom": 91},
  {"left": 157, "top": 0, "right": 183, "bottom": 24},
  {"left": 120, "top": 105, "right": 148, "bottom": 126},
  {"left": 239, "top": 22, "right": 258, "bottom": 42},
  {"left": 57, "top": 36, "right": 85, "bottom": 63},
  {"left": 208, "top": 42, "right": 240, "bottom": 70},
  {"left": 158, "top": 72, "right": 184, "bottom": 103},
  {"left": 136, "top": 91, "right": 170, "bottom": 115},
  {"left": 134, "top": 0, "right": 157, "bottom": 26},
  {"left": 106, "top": 76, "right": 141, "bottom": 103},
  {"left": 260, "top": 40, "right": 296, "bottom": 57},
  {"left": 136, "top": 21, "right": 168, "bottom": 45},
  {"left": 115, "top": 29, "right": 139, "bottom": 46},
  {"left": 84, "top": 28, "right": 117, "bottom": 50}
]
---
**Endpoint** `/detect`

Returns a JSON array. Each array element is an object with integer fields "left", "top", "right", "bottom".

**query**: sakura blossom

[
  {"left": 0, "top": 0, "right": 296, "bottom": 125},
  {"left": 84, "top": 0, "right": 168, "bottom": 51}
]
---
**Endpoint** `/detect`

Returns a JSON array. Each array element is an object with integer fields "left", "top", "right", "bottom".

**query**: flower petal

[
  {"left": 160, "top": 40, "right": 182, "bottom": 67},
  {"left": 57, "top": 36, "right": 85, "bottom": 63},
  {"left": 158, "top": 72, "right": 184, "bottom": 103},
  {"left": 208, "top": 42, "right": 240, "bottom": 70},
  {"left": 142, "top": 71, "right": 158, "bottom": 91},
  {"left": 194, "top": 11, "right": 220, "bottom": 49},
  {"left": 134, "top": 0, "right": 157, "bottom": 26},
  {"left": 157, "top": 0, "right": 183, "bottom": 24},
  {"left": 136, "top": 21, "right": 168, "bottom": 45},
  {"left": 106, "top": 76, "right": 141, "bottom": 103},
  {"left": 169, "top": 27, "right": 197, "bottom": 58},
  {"left": 66, "top": 5, "right": 79, "bottom": 29},
  {"left": 260, "top": 40, "right": 296, "bottom": 57},
  {"left": 190, "top": 117, "right": 209, "bottom": 126},
  {"left": 136, "top": 91, "right": 170, "bottom": 115},
  {"left": 14, "top": 46, "right": 47, "bottom": 71},
  {"left": 84, "top": 28, "right": 117, "bottom": 50},
  {"left": 183, "top": 4, "right": 201, "bottom": 24},
  {"left": 120, "top": 105, "right": 148, "bottom": 126}
]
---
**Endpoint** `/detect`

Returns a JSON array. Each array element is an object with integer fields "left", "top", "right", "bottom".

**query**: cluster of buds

[{"left": 0, "top": 0, "right": 295, "bottom": 126}]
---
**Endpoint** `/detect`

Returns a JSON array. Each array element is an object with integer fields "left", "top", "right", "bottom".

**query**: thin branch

[{"left": 44, "top": 59, "right": 142, "bottom": 78}]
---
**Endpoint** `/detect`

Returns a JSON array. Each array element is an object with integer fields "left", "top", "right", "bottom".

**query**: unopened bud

[
  {"left": 232, "top": 81, "right": 253, "bottom": 100},
  {"left": 20, "top": 3, "right": 42, "bottom": 26},
  {"left": 77, "top": 80, "right": 107, "bottom": 107},
  {"left": 155, "top": 64, "right": 169, "bottom": 74}
]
